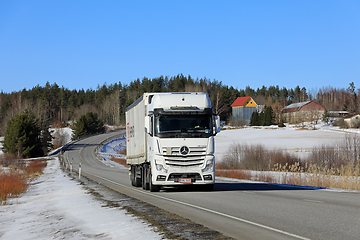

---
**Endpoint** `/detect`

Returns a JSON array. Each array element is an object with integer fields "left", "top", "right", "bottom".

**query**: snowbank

[
  {"left": 97, "top": 136, "right": 127, "bottom": 169},
  {"left": 51, "top": 127, "right": 73, "bottom": 144}
]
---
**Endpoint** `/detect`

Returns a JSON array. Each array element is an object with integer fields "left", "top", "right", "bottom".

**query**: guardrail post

[{"left": 79, "top": 163, "right": 82, "bottom": 179}]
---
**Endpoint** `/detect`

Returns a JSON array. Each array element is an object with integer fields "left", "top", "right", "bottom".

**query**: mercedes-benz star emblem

[{"left": 180, "top": 146, "right": 189, "bottom": 155}]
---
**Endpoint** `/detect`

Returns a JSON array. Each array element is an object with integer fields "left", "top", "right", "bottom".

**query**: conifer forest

[{"left": 0, "top": 74, "right": 358, "bottom": 136}]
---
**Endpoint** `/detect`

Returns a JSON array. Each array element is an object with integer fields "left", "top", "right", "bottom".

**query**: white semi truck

[{"left": 126, "top": 92, "right": 220, "bottom": 192}]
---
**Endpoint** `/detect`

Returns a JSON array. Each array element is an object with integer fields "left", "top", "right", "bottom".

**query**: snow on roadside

[
  {"left": 97, "top": 136, "right": 127, "bottom": 169},
  {"left": 216, "top": 173, "right": 360, "bottom": 193},
  {"left": 51, "top": 127, "right": 73, "bottom": 144},
  {"left": 0, "top": 158, "right": 162, "bottom": 240}
]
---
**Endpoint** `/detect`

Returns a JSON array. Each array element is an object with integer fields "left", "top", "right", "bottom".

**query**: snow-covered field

[
  {"left": 215, "top": 124, "right": 358, "bottom": 160},
  {"left": 1, "top": 124, "right": 360, "bottom": 239}
]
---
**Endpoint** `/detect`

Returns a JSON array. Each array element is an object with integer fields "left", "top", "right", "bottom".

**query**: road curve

[{"left": 63, "top": 131, "right": 360, "bottom": 240}]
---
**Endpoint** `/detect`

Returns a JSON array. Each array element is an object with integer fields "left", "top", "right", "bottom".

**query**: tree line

[{"left": 0, "top": 75, "right": 358, "bottom": 136}]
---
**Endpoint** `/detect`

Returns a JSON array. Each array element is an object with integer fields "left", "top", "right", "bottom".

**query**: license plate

[{"left": 179, "top": 178, "right": 192, "bottom": 183}]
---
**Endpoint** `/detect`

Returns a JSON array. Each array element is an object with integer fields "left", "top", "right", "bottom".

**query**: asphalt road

[{"left": 63, "top": 131, "right": 360, "bottom": 240}]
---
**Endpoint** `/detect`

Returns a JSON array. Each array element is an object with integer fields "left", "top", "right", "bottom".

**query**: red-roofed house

[{"left": 231, "top": 96, "right": 257, "bottom": 124}]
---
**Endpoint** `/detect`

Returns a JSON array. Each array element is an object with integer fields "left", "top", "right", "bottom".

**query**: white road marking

[
  {"left": 243, "top": 191, "right": 256, "bottom": 194},
  {"left": 303, "top": 199, "right": 324, "bottom": 204}
]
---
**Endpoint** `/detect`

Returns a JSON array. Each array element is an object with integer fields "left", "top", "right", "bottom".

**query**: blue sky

[{"left": 1, "top": 0, "right": 359, "bottom": 93}]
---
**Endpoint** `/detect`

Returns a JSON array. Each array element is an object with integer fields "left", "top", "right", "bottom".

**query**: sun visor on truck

[{"left": 153, "top": 108, "right": 213, "bottom": 115}]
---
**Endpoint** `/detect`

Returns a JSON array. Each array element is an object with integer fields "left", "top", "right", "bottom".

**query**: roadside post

[{"left": 79, "top": 163, "right": 82, "bottom": 179}]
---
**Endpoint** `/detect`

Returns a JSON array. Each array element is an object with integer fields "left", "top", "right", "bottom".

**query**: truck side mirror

[
  {"left": 145, "top": 116, "right": 151, "bottom": 135},
  {"left": 215, "top": 115, "right": 221, "bottom": 134},
  {"left": 145, "top": 115, "right": 154, "bottom": 136}
]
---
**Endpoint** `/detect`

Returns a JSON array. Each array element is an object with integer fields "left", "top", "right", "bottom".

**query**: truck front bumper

[{"left": 152, "top": 169, "right": 215, "bottom": 186}]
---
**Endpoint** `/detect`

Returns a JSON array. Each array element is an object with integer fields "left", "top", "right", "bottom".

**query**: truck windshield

[{"left": 155, "top": 115, "right": 212, "bottom": 137}]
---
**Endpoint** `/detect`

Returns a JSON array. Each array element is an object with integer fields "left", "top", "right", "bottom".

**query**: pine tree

[
  {"left": 72, "top": 112, "right": 105, "bottom": 140},
  {"left": 2, "top": 110, "right": 44, "bottom": 158},
  {"left": 263, "top": 106, "right": 274, "bottom": 126},
  {"left": 259, "top": 111, "right": 265, "bottom": 126},
  {"left": 41, "top": 124, "right": 53, "bottom": 154},
  {"left": 250, "top": 111, "right": 260, "bottom": 126}
]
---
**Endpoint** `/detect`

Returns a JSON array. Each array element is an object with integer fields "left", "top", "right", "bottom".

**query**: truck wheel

[
  {"left": 130, "top": 166, "right": 136, "bottom": 186},
  {"left": 133, "top": 166, "right": 142, "bottom": 187},
  {"left": 142, "top": 166, "right": 149, "bottom": 190},
  {"left": 135, "top": 177, "right": 142, "bottom": 187},
  {"left": 149, "top": 171, "right": 160, "bottom": 192}
]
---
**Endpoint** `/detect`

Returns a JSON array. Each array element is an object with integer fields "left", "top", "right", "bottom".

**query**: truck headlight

[
  {"left": 155, "top": 163, "right": 167, "bottom": 173},
  {"left": 202, "top": 160, "right": 214, "bottom": 172}
]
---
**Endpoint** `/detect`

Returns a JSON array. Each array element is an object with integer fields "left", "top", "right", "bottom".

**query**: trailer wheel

[
  {"left": 130, "top": 166, "right": 136, "bottom": 186},
  {"left": 142, "top": 166, "right": 149, "bottom": 190},
  {"left": 131, "top": 166, "right": 142, "bottom": 187},
  {"left": 149, "top": 171, "right": 160, "bottom": 192}
]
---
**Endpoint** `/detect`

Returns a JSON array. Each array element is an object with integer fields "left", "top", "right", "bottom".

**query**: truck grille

[{"left": 162, "top": 146, "right": 206, "bottom": 167}]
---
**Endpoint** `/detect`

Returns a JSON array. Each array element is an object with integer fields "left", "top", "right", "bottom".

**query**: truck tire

[
  {"left": 142, "top": 166, "right": 149, "bottom": 190},
  {"left": 149, "top": 171, "right": 160, "bottom": 192},
  {"left": 130, "top": 166, "right": 136, "bottom": 186},
  {"left": 131, "top": 166, "right": 142, "bottom": 187}
]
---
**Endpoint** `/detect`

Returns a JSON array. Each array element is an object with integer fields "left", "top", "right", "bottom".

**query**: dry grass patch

[
  {"left": 272, "top": 161, "right": 360, "bottom": 190},
  {"left": 110, "top": 157, "right": 127, "bottom": 167},
  {"left": 0, "top": 159, "right": 48, "bottom": 204},
  {"left": 217, "top": 134, "right": 360, "bottom": 190},
  {"left": 215, "top": 169, "right": 251, "bottom": 180},
  {"left": 0, "top": 173, "right": 28, "bottom": 203},
  {"left": 25, "top": 160, "right": 48, "bottom": 179},
  {"left": 118, "top": 148, "right": 126, "bottom": 155}
]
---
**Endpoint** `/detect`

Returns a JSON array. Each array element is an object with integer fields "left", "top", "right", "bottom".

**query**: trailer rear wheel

[
  {"left": 131, "top": 166, "right": 142, "bottom": 187},
  {"left": 130, "top": 166, "right": 136, "bottom": 186},
  {"left": 142, "top": 166, "right": 149, "bottom": 190}
]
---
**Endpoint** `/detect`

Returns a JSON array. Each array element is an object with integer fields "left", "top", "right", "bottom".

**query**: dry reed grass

[
  {"left": 118, "top": 148, "right": 126, "bottom": 155},
  {"left": 217, "top": 134, "right": 360, "bottom": 190},
  {"left": 0, "top": 159, "right": 48, "bottom": 204},
  {"left": 271, "top": 161, "right": 360, "bottom": 190},
  {"left": 217, "top": 162, "right": 360, "bottom": 190},
  {"left": 0, "top": 173, "right": 28, "bottom": 204},
  {"left": 0, "top": 153, "right": 26, "bottom": 168},
  {"left": 25, "top": 160, "right": 48, "bottom": 179},
  {"left": 110, "top": 157, "right": 127, "bottom": 167}
]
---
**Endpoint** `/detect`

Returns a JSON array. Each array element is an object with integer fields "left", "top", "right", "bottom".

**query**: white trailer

[{"left": 126, "top": 92, "right": 220, "bottom": 191}]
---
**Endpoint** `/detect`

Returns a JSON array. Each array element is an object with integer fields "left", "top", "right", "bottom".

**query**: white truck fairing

[{"left": 126, "top": 92, "right": 220, "bottom": 191}]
